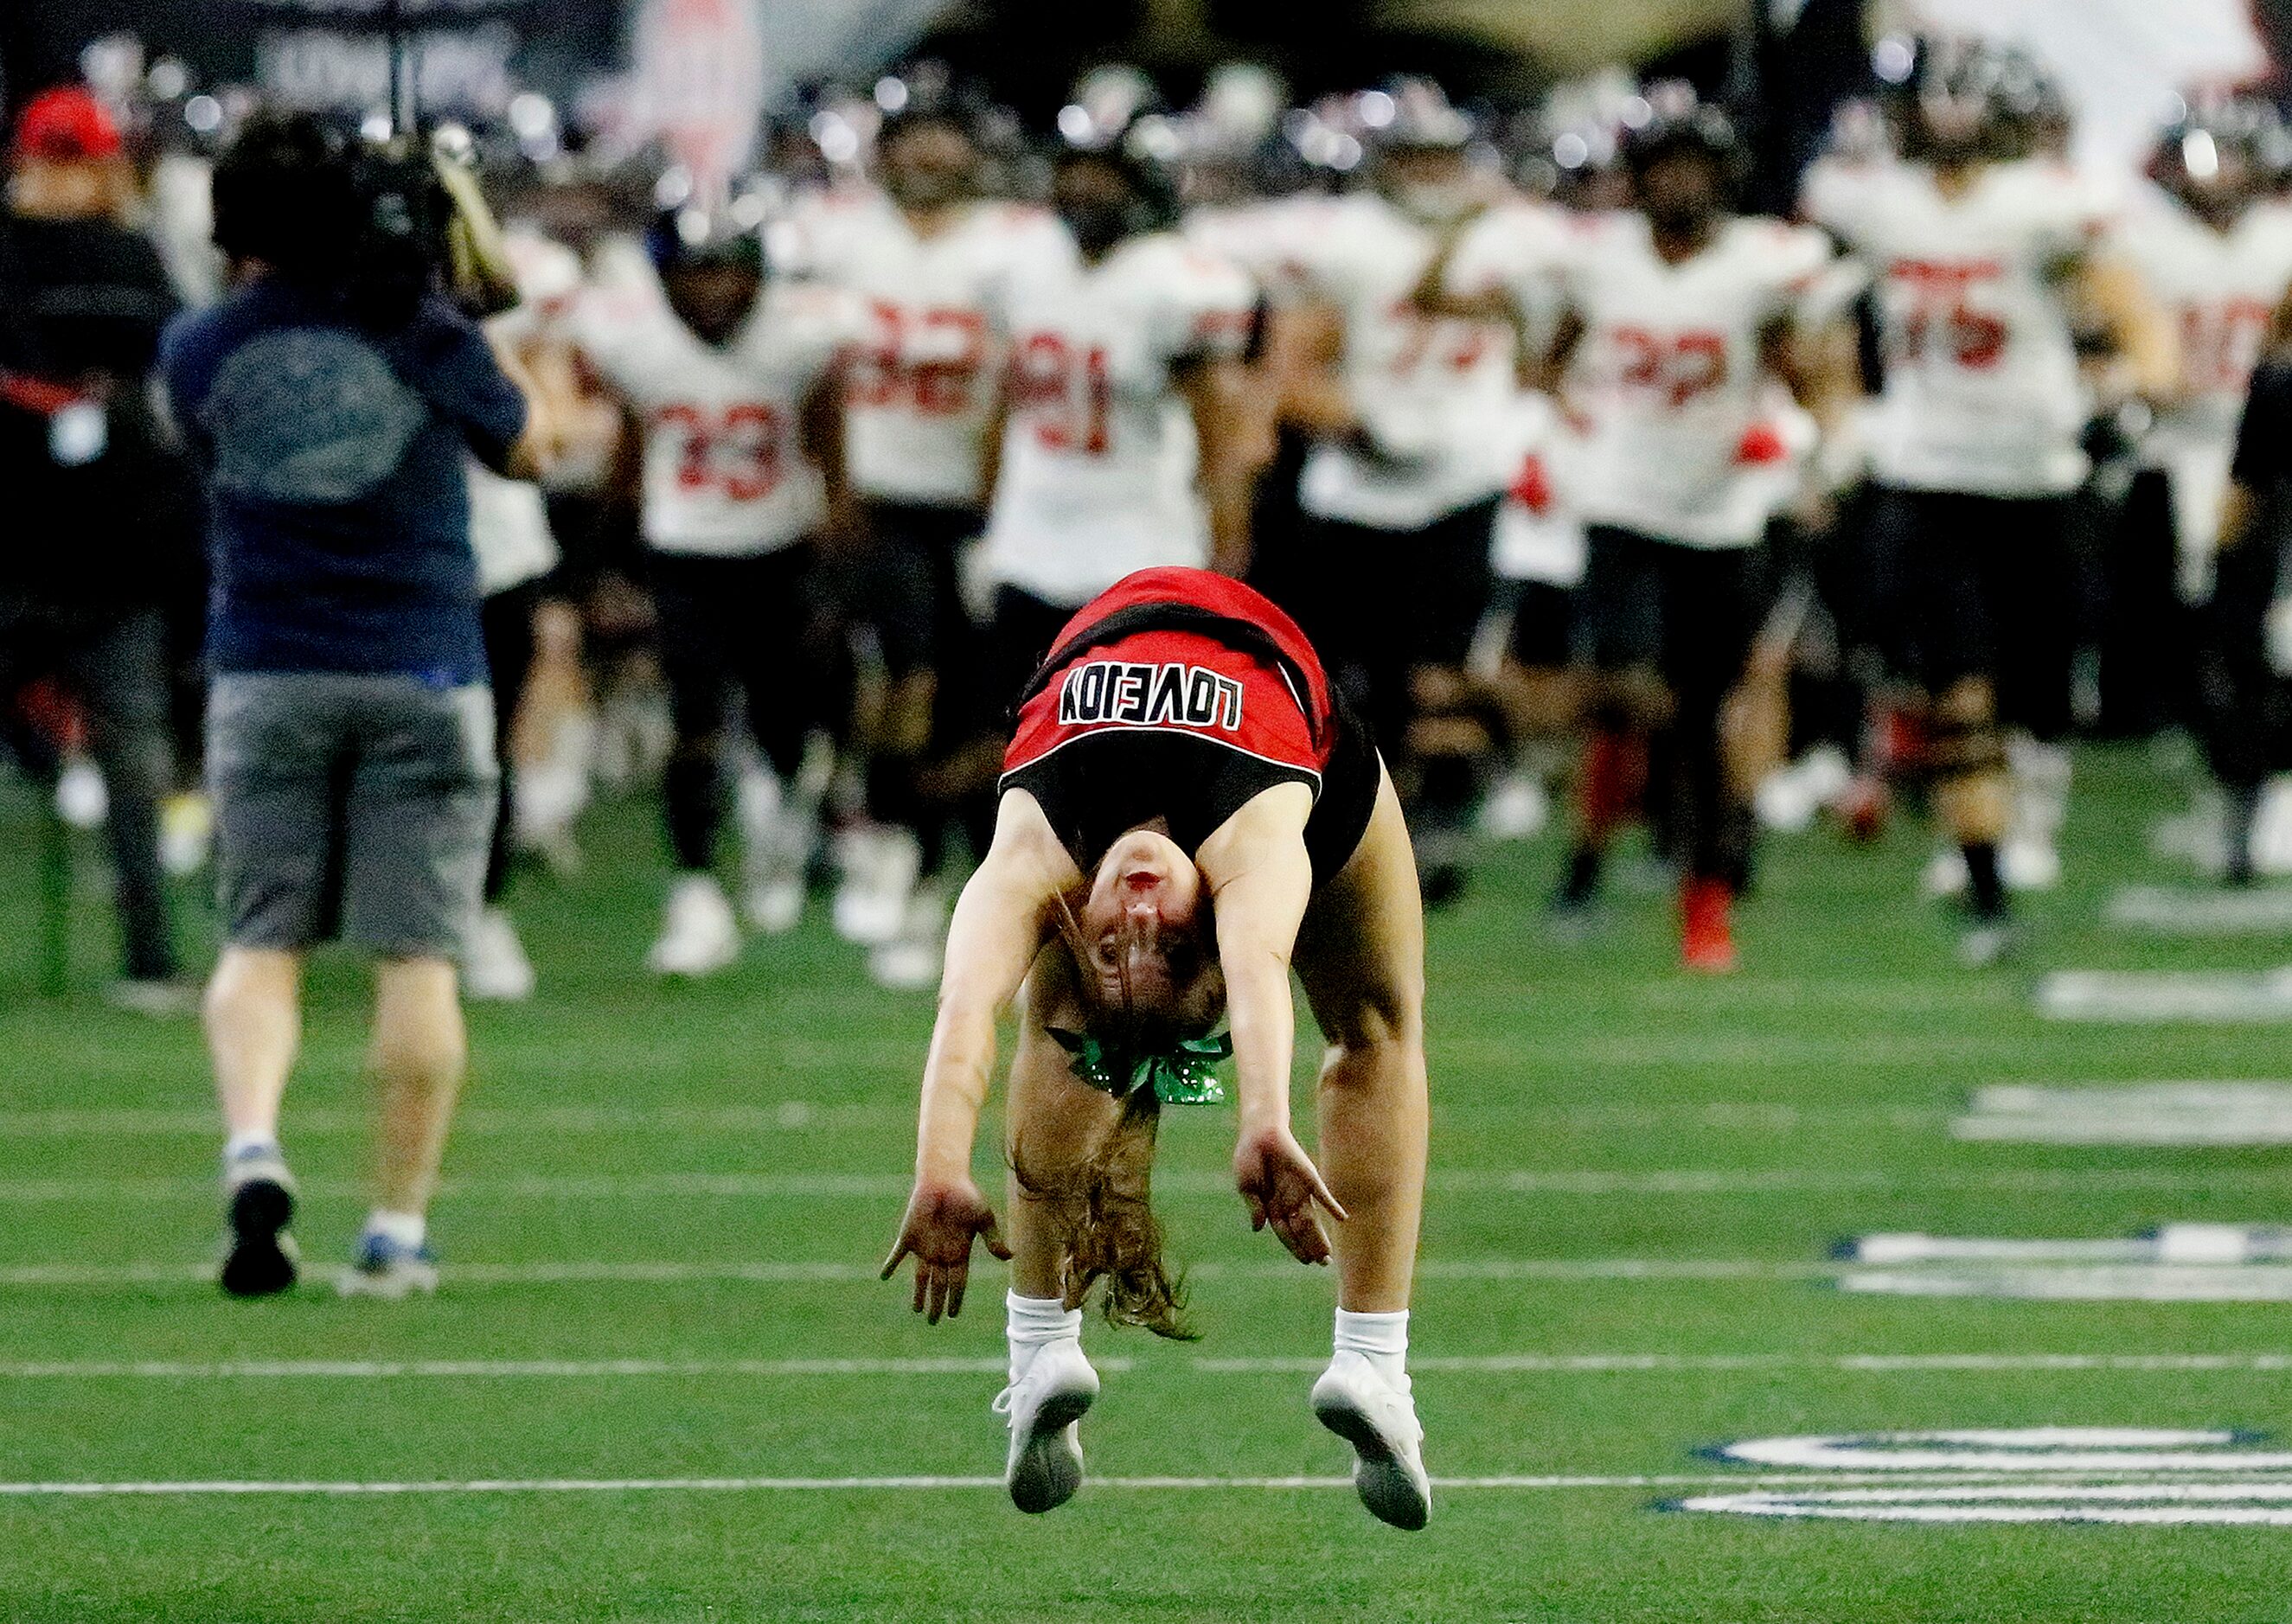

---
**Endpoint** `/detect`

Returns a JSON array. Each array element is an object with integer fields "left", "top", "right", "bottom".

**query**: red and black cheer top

[{"left": 1000, "top": 567, "right": 1379, "bottom": 885}]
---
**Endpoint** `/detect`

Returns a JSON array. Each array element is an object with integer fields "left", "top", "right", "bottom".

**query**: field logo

[
  {"left": 1834, "top": 1224, "right": 2292, "bottom": 1301},
  {"left": 1953, "top": 1082, "right": 2292, "bottom": 1146},
  {"left": 1670, "top": 1429, "right": 2292, "bottom": 1525}
]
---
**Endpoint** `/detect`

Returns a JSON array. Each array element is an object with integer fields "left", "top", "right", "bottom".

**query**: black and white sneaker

[{"left": 219, "top": 1146, "right": 298, "bottom": 1299}]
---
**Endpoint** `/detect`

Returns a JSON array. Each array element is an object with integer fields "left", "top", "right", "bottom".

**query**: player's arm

[
  {"left": 799, "top": 361, "right": 862, "bottom": 547},
  {"left": 2070, "top": 251, "right": 2180, "bottom": 404},
  {"left": 885, "top": 792, "right": 1069, "bottom": 1318},
  {"left": 1176, "top": 351, "right": 1265, "bottom": 578},
  {"left": 1197, "top": 783, "right": 1346, "bottom": 1265}
]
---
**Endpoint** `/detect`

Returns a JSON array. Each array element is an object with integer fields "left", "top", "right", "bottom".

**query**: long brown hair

[{"left": 1015, "top": 890, "right": 1226, "bottom": 1339}]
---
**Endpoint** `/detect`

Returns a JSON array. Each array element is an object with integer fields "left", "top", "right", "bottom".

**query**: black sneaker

[{"left": 220, "top": 1148, "right": 299, "bottom": 1298}]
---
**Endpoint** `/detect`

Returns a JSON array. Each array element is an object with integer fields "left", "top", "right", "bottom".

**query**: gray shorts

[{"left": 207, "top": 674, "right": 498, "bottom": 958}]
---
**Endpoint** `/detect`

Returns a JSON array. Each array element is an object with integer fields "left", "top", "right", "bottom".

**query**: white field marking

[
  {"left": 1836, "top": 1265, "right": 2292, "bottom": 1302},
  {"left": 0, "top": 1256, "right": 1821, "bottom": 1288},
  {"left": 1674, "top": 1481, "right": 2292, "bottom": 1525},
  {"left": 1953, "top": 1081, "right": 2292, "bottom": 1146},
  {"left": 0, "top": 1103, "right": 900, "bottom": 1139},
  {"left": 0, "top": 1357, "right": 1135, "bottom": 1378},
  {"left": 2036, "top": 968, "right": 2292, "bottom": 1024},
  {"left": 1713, "top": 1429, "right": 2287, "bottom": 1474},
  {"left": 2107, "top": 886, "right": 2292, "bottom": 936},
  {"left": 3, "top": 1352, "right": 2284, "bottom": 1381},
  {"left": 1192, "top": 1352, "right": 2292, "bottom": 1375},
  {"left": 0, "top": 1165, "right": 2270, "bottom": 1206},
  {"left": 1843, "top": 1225, "right": 2292, "bottom": 1267},
  {"left": 0, "top": 1471, "right": 2106, "bottom": 1500}
]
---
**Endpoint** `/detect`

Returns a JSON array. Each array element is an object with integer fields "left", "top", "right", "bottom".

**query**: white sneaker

[
  {"left": 993, "top": 1339, "right": 1098, "bottom": 1513},
  {"left": 738, "top": 765, "right": 817, "bottom": 937},
  {"left": 160, "top": 792, "right": 213, "bottom": 878},
  {"left": 1921, "top": 847, "right": 1969, "bottom": 900},
  {"left": 1310, "top": 1351, "right": 1431, "bottom": 1531},
  {"left": 463, "top": 906, "right": 537, "bottom": 1002},
  {"left": 1755, "top": 745, "right": 1853, "bottom": 834},
  {"left": 833, "top": 826, "right": 921, "bottom": 944},
  {"left": 648, "top": 875, "right": 739, "bottom": 978},
  {"left": 1476, "top": 772, "right": 1549, "bottom": 842},
  {"left": 55, "top": 758, "right": 106, "bottom": 829},
  {"left": 2001, "top": 837, "right": 2062, "bottom": 893},
  {"left": 868, "top": 883, "right": 948, "bottom": 991}
]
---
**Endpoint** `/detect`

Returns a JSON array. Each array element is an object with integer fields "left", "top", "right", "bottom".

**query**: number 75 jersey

[
  {"left": 1803, "top": 157, "right": 2113, "bottom": 497},
  {"left": 564, "top": 260, "right": 868, "bottom": 557}
]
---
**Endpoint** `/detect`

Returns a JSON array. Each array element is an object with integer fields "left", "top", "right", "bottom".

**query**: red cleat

[{"left": 1679, "top": 876, "right": 1738, "bottom": 975}]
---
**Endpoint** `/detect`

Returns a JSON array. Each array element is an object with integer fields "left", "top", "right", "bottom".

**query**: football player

[
  {"left": 565, "top": 214, "right": 863, "bottom": 975},
  {"left": 1539, "top": 97, "right": 1849, "bottom": 969},
  {"left": 1802, "top": 38, "right": 2175, "bottom": 962},
  {"left": 796, "top": 93, "right": 1071, "bottom": 982}
]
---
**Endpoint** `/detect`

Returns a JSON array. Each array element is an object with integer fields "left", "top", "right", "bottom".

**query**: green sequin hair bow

[{"left": 1048, "top": 1028, "right": 1233, "bottom": 1105}]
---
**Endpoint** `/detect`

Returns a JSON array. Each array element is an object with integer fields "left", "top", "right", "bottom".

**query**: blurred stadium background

[{"left": 10, "top": 0, "right": 2292, "bottom": 1619}]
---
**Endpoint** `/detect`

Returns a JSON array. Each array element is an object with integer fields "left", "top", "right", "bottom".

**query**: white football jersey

[
  {"left": 1288, "top": 193, "right": 1568, "bottom": 531},
  {"left": 566, "top": 265, "right": 865, "bottom": 557},
  {"left": 1558, "top": 213, "right": 1832, "bottom": 548},
  {"left": 796, "top": 189, "right": 1072, "bottom": 508},
  {"left": 1803, "top": 157, "right": 2110, "bottom": 496},
  {"left": 983, "top": 232, "right": 1257, "bottom": 608}
]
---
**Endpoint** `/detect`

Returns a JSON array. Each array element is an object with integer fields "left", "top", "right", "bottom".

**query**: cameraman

[
  {"left": 160, "top": 113, "right": 537, "bottom": 1299},
  {"left": 1, "top": 86, "right": 193, "bottom": 1007}
]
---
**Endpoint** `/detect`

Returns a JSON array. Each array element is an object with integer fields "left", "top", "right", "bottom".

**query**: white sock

[
  {"left": 1006, "top": 1291, "right": 1081, "bottom": 1383},
  {"left": 363, "top": 1209, "right": 426, "bottom": 1250},
  {"left": 1335, "top": 1308, "right": 1411, "bottom": 1391},
  {"left": 224, "top": 1131, "right": 278, "bottom": 1163}
]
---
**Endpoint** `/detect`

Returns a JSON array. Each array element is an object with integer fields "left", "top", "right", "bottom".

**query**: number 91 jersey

[
  {"left": 564, "top": 256, "right": 867, "bottom": 556},
  {"left": 1559, "top": 212, "right": 1832, "bottom": 549},
  {"left": 1802, "top": 157, "right": 2112, "bottom": 497},
  {"left": 983, "top": 233, "right": 1257, "bottom": 608}
]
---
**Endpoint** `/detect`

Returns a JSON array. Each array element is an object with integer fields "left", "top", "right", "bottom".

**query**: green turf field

[{"left": 4, "top": 745, "right": 2291, "bottom": 1622}]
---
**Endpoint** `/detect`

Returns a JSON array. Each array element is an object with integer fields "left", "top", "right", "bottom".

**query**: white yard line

[
  {"left": 0, "top": 1471, "right": 2144, "bottom": 1499},
  {"left": 0, "top": 1352, "right": 2277, "bottom": 1379},
  {"left": 0, "top": 1165, "right": 2267, "bottom": 1205},
  {"left": 0, "top": 1256, "right": 1821, "bottom": 1288}
]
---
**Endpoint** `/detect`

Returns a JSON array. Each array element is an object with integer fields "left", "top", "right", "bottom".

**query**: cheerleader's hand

[{"left": 1234, "top": 1122, "right": 1347, "bottom": 1266}]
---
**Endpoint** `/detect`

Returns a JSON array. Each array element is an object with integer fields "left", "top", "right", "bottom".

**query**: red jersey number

[
  {"left": 1889, "top": 259, "right": 2010, "bottom": 372},
  {"left": 1010, "top": 331, "right": 1111, "bottom": 455},
  {"left": 1388, "top": 304, "right": 1492, "bottom": 379},
  {"left": 1610, "top": 326, "right": 1730, "bottom": 408},
  {"left": 658, "top": 402, "right": 783, "bottom": 502},
  {"left": 854, "top": 302, "right": 989, "bottom": 416}
]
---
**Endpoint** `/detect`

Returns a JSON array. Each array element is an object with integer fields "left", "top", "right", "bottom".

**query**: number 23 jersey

[
  {"left": 983, "top": 232, "right": 1257, "bottom": 608},
  {"left": 1802, "top": 157, "right": 2111, "bottom": 497},
  {"left": 566, "top": 258, "right": 867, "bottom": 556}
]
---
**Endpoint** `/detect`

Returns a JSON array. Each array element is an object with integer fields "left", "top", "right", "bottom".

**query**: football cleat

[
  {"left": 649, "top": 874, "right": 739, "bottom": 978},
  {"left": 1679, "top": 877, "right": 1738, "bottom": 975},
  {"left": 219, "top": 1146, "right": 299, "bottom": 1299},
  {"left": 1957, "top": 920, "right": 2016, "bottom": 969},
  {"left": 2001, "top": 837, "right": 2062, "bottom": 892},
  {"left": 993, "top": 1339, "right": 1098, "bottom": 1514},
  {"left": 1311, "top": 1351, "right": 1431, "bottom": 1531},
  {"left": 339, "top": 1231, "right": 439, "bottom": 1300}
]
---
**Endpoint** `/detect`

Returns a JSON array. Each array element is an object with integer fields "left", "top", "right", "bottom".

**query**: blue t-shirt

[{"left": 161, "top": 280, "right": 527, "bottom": 684}]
